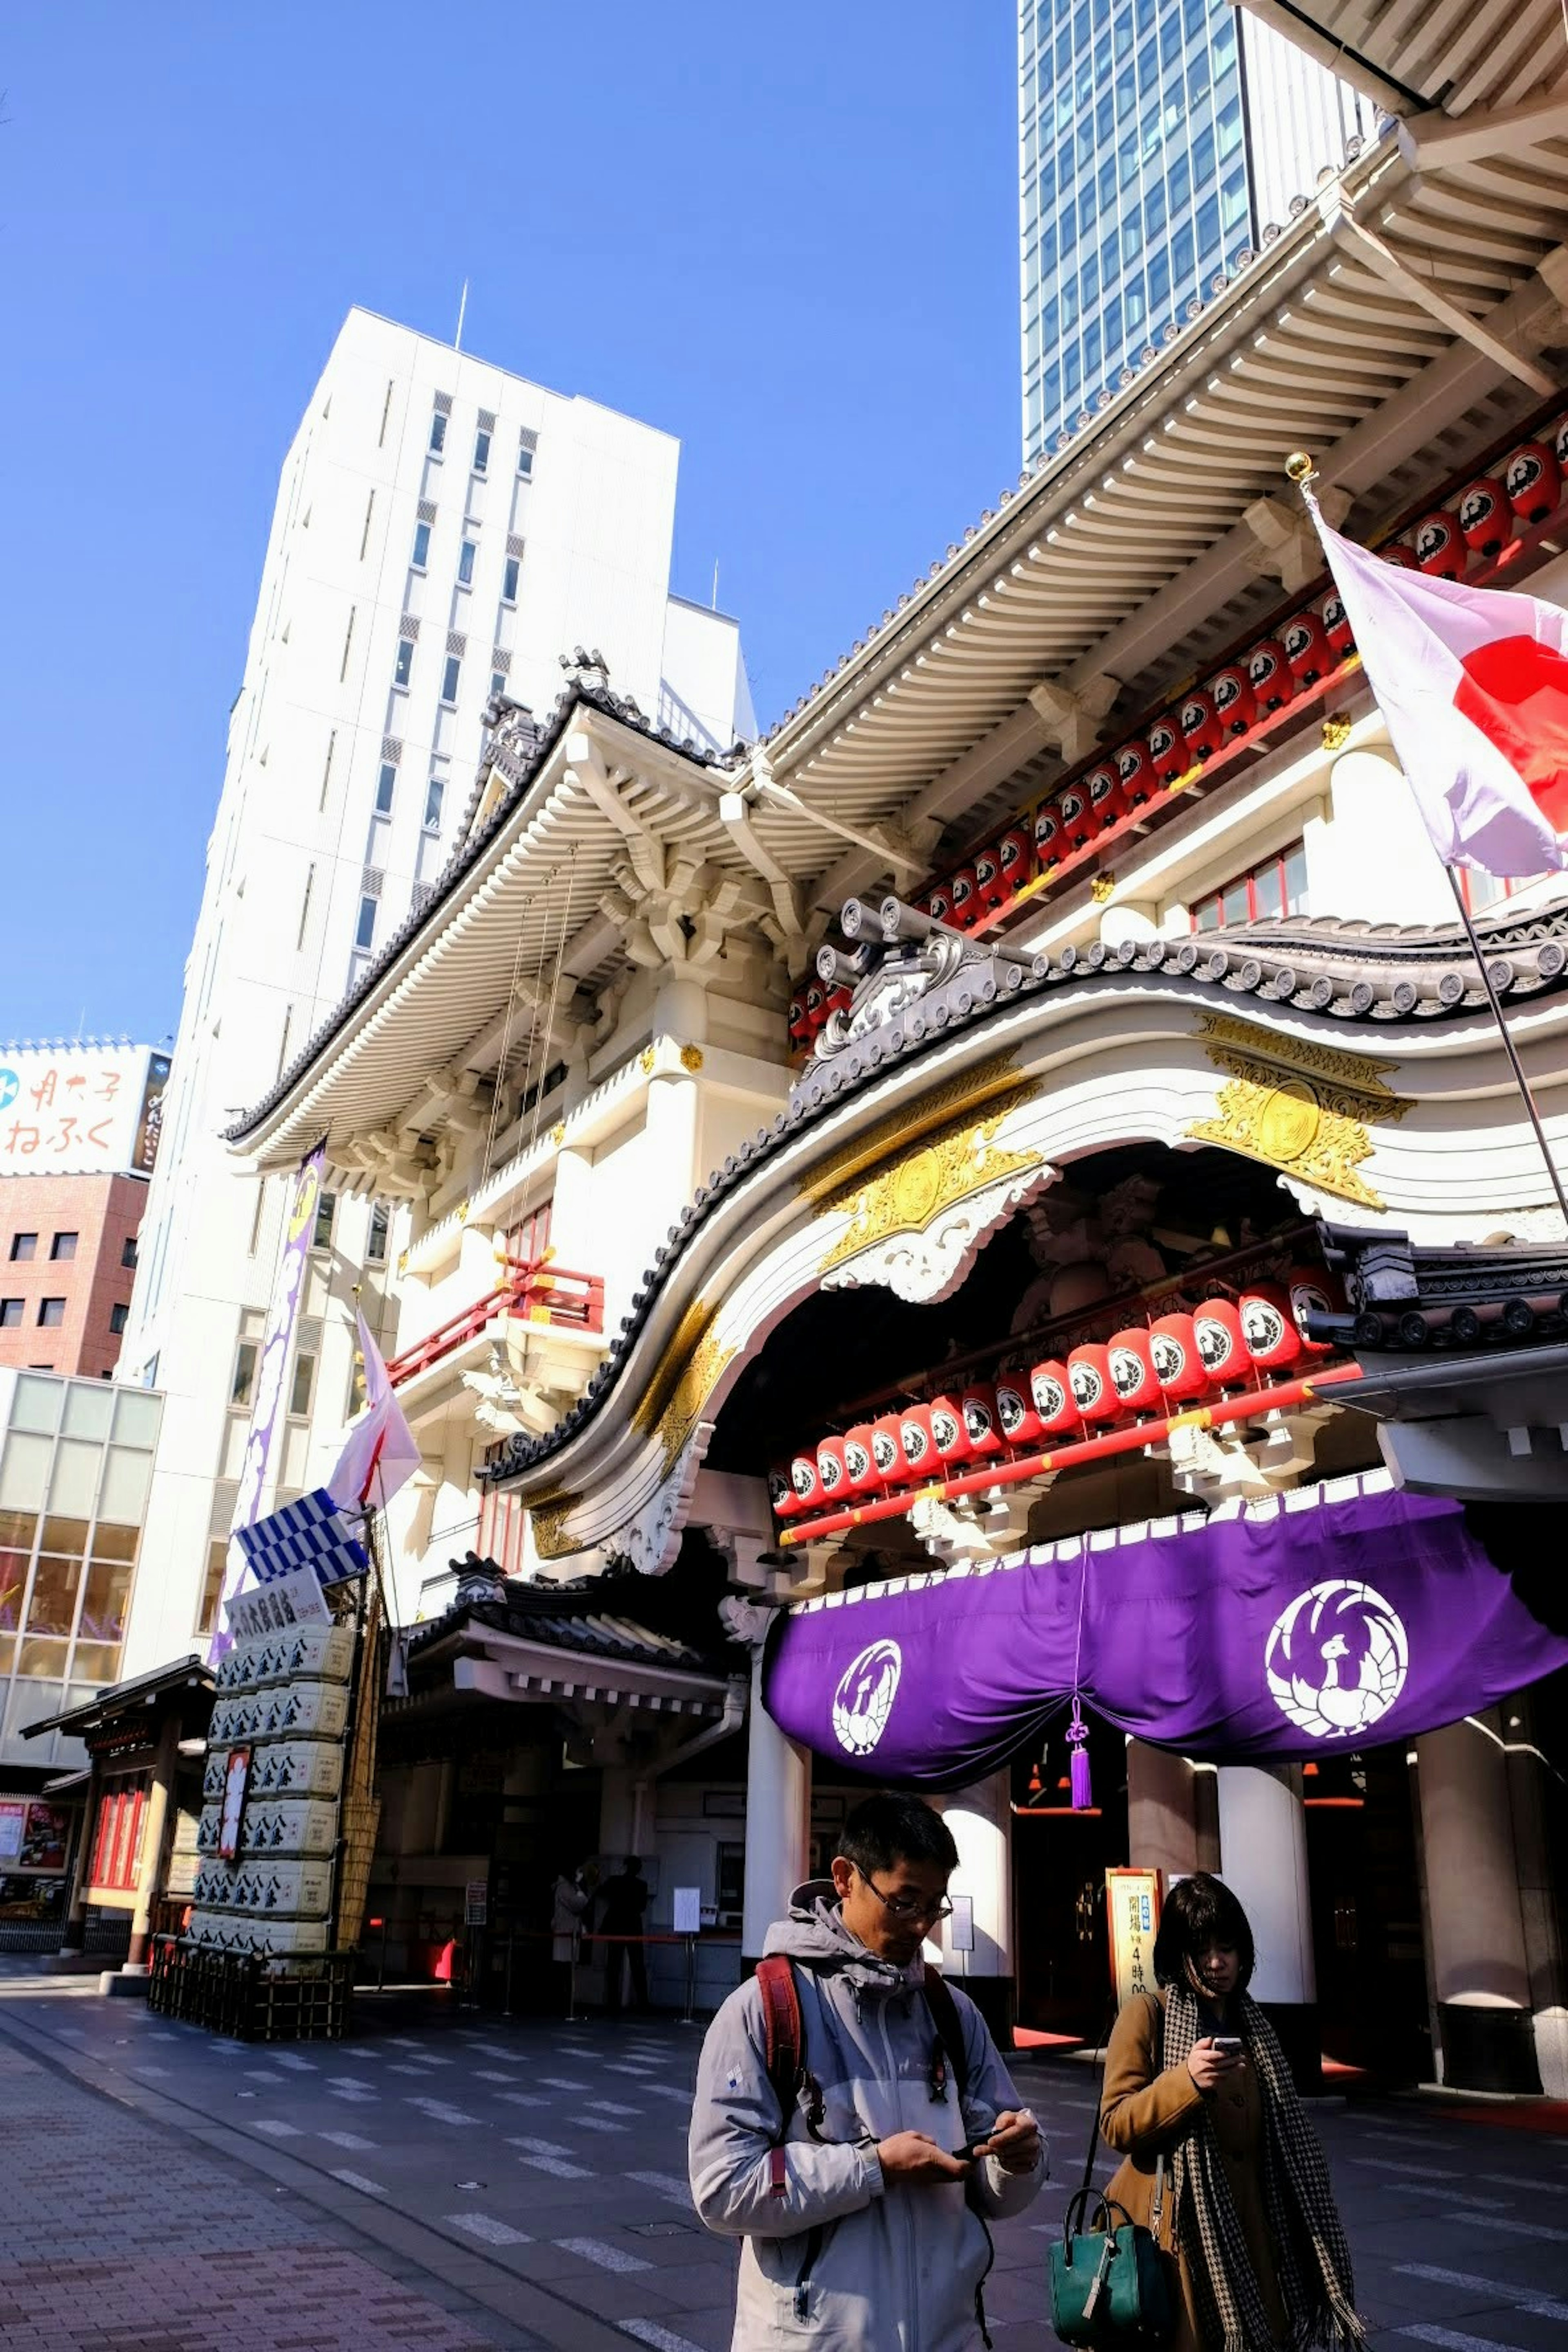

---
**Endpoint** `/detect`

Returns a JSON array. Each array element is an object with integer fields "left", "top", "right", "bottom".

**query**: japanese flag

[
  {"left": 327, "top": 1310, "right": 423, "bottom": 1512},
  {"left": 1306, "top": 489, "right": 1568, "bottom": 878}
]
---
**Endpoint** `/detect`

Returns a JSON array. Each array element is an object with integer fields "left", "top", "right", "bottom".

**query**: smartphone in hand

[{"left": 1212, "top": 2035, "right": 1244, "bottom": 2057}]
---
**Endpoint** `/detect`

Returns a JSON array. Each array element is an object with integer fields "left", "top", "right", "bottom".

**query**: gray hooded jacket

[{"left": 688, "top": 1884, "right": 1046, "bottom": 2352}]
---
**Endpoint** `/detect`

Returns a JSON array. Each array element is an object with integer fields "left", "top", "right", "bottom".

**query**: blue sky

[{"left": 0, "top": 6, "right": 1020, "bottom": 1047}]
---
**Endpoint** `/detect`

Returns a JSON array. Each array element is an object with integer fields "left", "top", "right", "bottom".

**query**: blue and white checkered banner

[{"left": 232, "top": 1487, "right": 369, "bottom": 1593}]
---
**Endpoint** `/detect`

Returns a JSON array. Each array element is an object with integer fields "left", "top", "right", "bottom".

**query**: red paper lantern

[
  {"left": 1210, "top": 665, "right": 1255, "bottom": 740},
  {"left": 1458, "top": 476, "right": 1508, "bottom": 559},
  {"left": 824, "top": 986, "right": 852, "bottom": 1030},
  {"left": 1107, "top": 1327, "right": 1163, "bottom": 1414},
  {"left": 788, "top": 1448, "right": 824, "bottom": 1512},
  {"left": 1322, "top": 591, "right": 1355, "bottom": 660},
  {"left": 1286, "top": 1265, "right": 1342, "bottom": 1356},
  {"left": 896, "top": 1404, "right": 937, "bottom": 1479},
  {"left": 1283, "top": 608, "right": 1330, "bottom": 685},
  {"left": 870, "top": 1414, "right": 905, "bottom": 1483},
  {"left": 787, "top": 996, "right": 812, "bottom": 1054},
  {"left": 928, "top": 1394, "right": 972, "bottom": 1467},
  {"left": 1505, "top": 440, "right": 1559, "bottom": 526},
  {"left": 1148, "top": 712, "right": 1190, "bottom": 784},
  {"left": 1413, "top": 510, "right": 1464, "bottom": 579},
  {"left": 1193, "top": 1299, "right": 1252, "bottom": 1386},
  {"left": 1237, "top": 1281, "right": 1301, "bottom": 1371},
  {"left": 1057, "top": 778, "right": 1093, "bottom": 850},
  {"left": 843, "top": 1423, "right": 880, "bottom": 1494},
  {"left": 768, "top": 1463, "right": 802, "bottom": 1519},
  {"left": 997, "top": 825, "right": 1033, "bottom": 895},
  {"left": 961, "top": 1379, "right": 1005, "bottom": 1457},
  {"left": 1247, "top": 639, "right": 1293, "bottom": 714},
  {"left": 948, "top": 867, "right": 979, "bottom": 929},
  {"left": 1149, "top": 1313, "right": 1210, "bottom": 1401},
  {"left": 1033, "top": 798, "right": 1062, "bottom": 864},
  {"left": 815, "top": 1436, "right": 851, "bottom": 1505},
  {"left": 1029, "top": 1358, "right": 1079, "bottom": 1436},
  {"left": 1085, "top": 762, "right": 1125, "bottom": 833},
  {"left": 804, "top": 979, "right": 828, "bottom": 1032},
  {"left": 1067, "top": 1343, "right": 1120, "bottom": 1424},
  {"left": 1116, "top": 736, "right": 1154, "bottom": 804},
  {"left": 973, "top": 842, "right": 1007, "bottom": 912},
  {"left": 926, "top": 879, "right": 953, "bottom": 925},
  {"left": 1177, "top": 688, "right": 1223, "bottom": 764},
  {"left": 1379, "top": 539, "right": 1419, "bottom": 570},
  {"left": 995, "top": 1368, "right": 1042, "bottom": 1446}
]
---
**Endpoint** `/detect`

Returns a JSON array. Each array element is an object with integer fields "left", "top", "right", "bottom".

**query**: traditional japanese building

[{"left": 211, "top": 9, "right": 1568, "bottom": 2094}]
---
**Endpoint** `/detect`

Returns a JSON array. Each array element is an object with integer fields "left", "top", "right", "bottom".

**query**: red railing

[{"left": 386, "top": 1256, "right": 604, "bottom": 1388}]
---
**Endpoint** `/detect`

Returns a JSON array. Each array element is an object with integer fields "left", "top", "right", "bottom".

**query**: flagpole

[{"left": 1285, "top": 451, "right": 1568, "bottom": 1236}]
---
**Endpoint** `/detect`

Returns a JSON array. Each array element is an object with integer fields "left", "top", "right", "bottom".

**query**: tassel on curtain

[{"left": 1067, "top": 1539, "right": 1093, "bottom": 1811}]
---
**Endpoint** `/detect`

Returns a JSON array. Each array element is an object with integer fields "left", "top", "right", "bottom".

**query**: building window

[
  {"left": 490, "top": 670, "right": 506, "bottom": 701},
  {"left": 38, "top": 1299, "right": 65, "bottom": 1328},
  {"left": 412, "top": 520, "right": 432, "bottom": 570},
  {"left": 441, "top": 655, "right": 461, "bottom": 704},
  {"left": 10, "top": 1234, "right": 36, "bottom": 1262},
  {"left": 289, "top": 1327, "right": 320, "bottom": 1419},
  {"left": 1458, "top": 865, "right": 1546, "bottom": 915},
  {"left": 1192, "top": 839, "right": 1308, "bottom": 931},
  {"left": 458, "top": 538, "right": 477, "bottom": 587},
  {"left": 319, "top": 728, "right": 337, "bottom": 812},
  {"left": 0, "top": 1299, "right": 21, "bottom": 1328},
  {"left": 355, "top": 895, "right": 378, "bottom": 952},
  {"left": 122, "top": 1236, "right": 138, "bottom": 1269},
  {"left": 312, "top": 1192, "right": 336, "bottom": 1252},
  {"left": 502, "top": 555, "right": 520, "bottom": 604},
  {"left": 50, "top": 1233, "right": 78, "bottom": 1262},
  {"left": 196, "top": 1539, "right": 228, "bottom": 1637},
  {"left": 367, "top": 1201, "right": 390, "bottom": 1263},
  {"left": 429, "top": 409, "right": 448, "bottom": 455},
  {"left": 394, "top": 639, "right": 414, "bottom": 690},
  {"left": 231, "top": 1334, "right": 258, "bottom": 1410},
  {"left": 517, "top": 441, "right": 535, "bottom": 480},
  {"left": 375, "top": 762, "right": 396, "bottom": 815},
  {"left": 473, "top": 428, "right": 490, "bottom": 474},
  {"left": 423, "top": 777, "right": 444, "bottom": 831},
  {"left": 109, "top": 1303, "right": 129, "bottom": 1336}
]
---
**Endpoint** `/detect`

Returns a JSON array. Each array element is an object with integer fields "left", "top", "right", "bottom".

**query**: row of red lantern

[
  {"left": 770, "top": 1272, "right": 1340, "bottom": 1520},
  {"left": 882, "top": 425, "right": 1568, "bottom": 963}
]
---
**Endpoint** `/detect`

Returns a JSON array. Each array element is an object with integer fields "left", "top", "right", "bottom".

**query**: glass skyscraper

[{"left": 1019, "top": 0, "right": 1379, "bottom": 464}]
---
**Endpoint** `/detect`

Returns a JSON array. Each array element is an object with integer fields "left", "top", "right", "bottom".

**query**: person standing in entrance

[
  {"left": 599, "top": 1855, "right": 650, "bottom": 2014},
  {"left": 550, "top": 1861, "right": 596, "bottom": 2011},
  {"left": 1099, "top": 1871, "right": 1363, "bottom": 2352},
  {"left": 689, "top": 1792, "right": 1045, "bottom": 2351}
]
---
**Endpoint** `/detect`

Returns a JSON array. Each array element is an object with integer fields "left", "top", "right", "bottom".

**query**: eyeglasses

[{"left": 856, "top": 1866, "right": 953, "bottom": 1923}]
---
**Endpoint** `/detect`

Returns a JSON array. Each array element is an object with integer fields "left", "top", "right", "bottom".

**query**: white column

[
  {"left": 1215, "top": 1763, "right": 1316, "bottom": 2009},
  {"left": 1417, "top": 1715, "right": 1541, "bottom": 2092},
  {"left": 937, "top": 1773, "right": 1015, "bottom": 2041},
  {"left": 1317, "top": 747, "right": 1449, "bottom": 925},
  {"left": 742, "top": 1639, "right": 811, "bottom": 1962}
]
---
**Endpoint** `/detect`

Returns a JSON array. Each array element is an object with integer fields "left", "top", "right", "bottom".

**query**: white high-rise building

[{"left": 118, "top": 307, "right": 753, "bottom": 1673}]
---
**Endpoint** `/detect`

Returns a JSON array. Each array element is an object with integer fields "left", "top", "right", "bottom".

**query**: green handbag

[{"left": 1048, "top": 2013, "right": 1175, "bottom": 2348}]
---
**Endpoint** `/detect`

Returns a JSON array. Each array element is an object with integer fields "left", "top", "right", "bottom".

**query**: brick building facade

[{"left": 0, "top": 1173, "right": 146, "bottom": 1379}]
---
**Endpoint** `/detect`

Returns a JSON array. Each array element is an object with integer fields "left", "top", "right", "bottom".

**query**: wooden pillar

[
  {"left": 58, "top": 1758, "right": 103, "bottom": 1955},
  {"left": 125, "top": 1714, "right": 180, "bottom": 1972}
]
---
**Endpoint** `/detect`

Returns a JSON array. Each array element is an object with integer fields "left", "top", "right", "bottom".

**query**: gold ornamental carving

[
  {"left": 801, "top": 1054, "right": 1036, "bottom": 1205},
  {"left": 530, "top": 1490, "right": 581, "bottom": 1561},
  {"left": 808, "top": 1071, "right": 1042, "bottom": 1276},
  {"left": 1186, "top": 1013, "right": 1412, "bottom": 1209},
  {"left": 630, "top": 1297, "right": 737, "bottom": 1474},
  {"left": 679, "top": 1044, "right": 705, "bottom": 1072},
  {"left": 639, "top": 1046, "right": 656, "bottom": 1075}
]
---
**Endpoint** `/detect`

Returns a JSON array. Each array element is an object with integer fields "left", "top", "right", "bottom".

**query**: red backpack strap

[
  {"left": 755, "top": 1956, "right": 802, "bottom": 2198},
  {"left": 922, "top": 1963, "right": 971, "bottom": 2105}
]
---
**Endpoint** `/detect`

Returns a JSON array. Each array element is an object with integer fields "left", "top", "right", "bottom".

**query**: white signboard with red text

[{"left": 0, "top": 1045, "right": 170, "bottom": 1178}]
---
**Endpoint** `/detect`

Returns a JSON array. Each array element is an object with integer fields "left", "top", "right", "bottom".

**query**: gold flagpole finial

[{"left": 1284, "top": 451, "right": 1317, "bottom": 487}]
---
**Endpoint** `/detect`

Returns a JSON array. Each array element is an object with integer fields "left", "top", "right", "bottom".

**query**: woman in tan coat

[{"left": 1099, "top": 1873, "right": 1363, "bottom": 2351}]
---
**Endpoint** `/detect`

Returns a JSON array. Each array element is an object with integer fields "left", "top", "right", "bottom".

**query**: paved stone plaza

[{"left": 0, "top": 1973, "right": 1566, "bottom": 2351}]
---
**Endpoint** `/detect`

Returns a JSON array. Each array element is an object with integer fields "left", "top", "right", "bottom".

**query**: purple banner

[
  {"left": 763, "top": 1477, "right": 1568, "bottom": 1788},
  {"left": 209, "top": 1140, "right": 327, "bottom": 1663}
]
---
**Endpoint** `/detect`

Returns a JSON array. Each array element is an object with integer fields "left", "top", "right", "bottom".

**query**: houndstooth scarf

[{"left": 1161, "top": 1986, "right": 1365, "bottom": 2352}]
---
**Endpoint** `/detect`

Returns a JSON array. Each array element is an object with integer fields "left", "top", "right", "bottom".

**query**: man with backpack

[{"left": 689, "top": 1792, "right": 1045, "bottom": 2350}]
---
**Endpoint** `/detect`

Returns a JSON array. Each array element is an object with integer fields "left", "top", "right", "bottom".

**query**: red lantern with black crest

[
  {"left": 926, "top": 878, "right": 953, "bottom": 926},
  {"left": 1505, "top": 441, "right": 1559, "bottom": 527},
  {"left": 870, "top": 1414, "right": 906, "bottom": 1484},
  {"left": 896, "top": 1404, "right": 937, "bottom": 1480},
  {"left": 1380, "top": 540, "right": 1418, "bottom": 570},
  {"left": 1116, "top": 735, "right": 1154, "bottom": 805},
  {"left": 1067, "top": 1343, "right": 1120, "bottom": 1425},
  {"left": 973, "top": 842, "right": 1007, "bottom": 912},
  {"left": 1322, "top": 591, "right": 1355, "bottom": 660},
  {"left": 948, "top": 866, "right": 979, "bottom": 929},
  {"left": 842, "top": 1424, "right": 880, "bottom": 1494},
  {"left": 1283, "top": 607, "right": 1330, "bottom": 686},
  {"left": 804, "top": 978, "right": 828, "bottom": 1033},
  {"left": 1033, "top": 798, "right": 1062, "bottom": 866},
  {"left": 961, "top": 1379, "right": 1006, "bottom": 1457},
  {"left": 1458, "top": 476, "right": 1508, "bottom": 559},
  {"left": 1085, "top": 761, "right": 1124, "bottom": 834},
  {"left": 1107, "top": 1326, "right": 1163, "bottom": 1414},
  {"left": 1414, "top": 510, "right": 1465, "bottom": 580},
  {"left": 787, "top": 996, "right": 812, "bottom": 1054},
  {"left": 1193, "top": 1298, "right": 1252, "bottom": 1387},
  {"left": 1149, "top": 1312, "right": 1210, "bottom": 1401},
  {"left": 769, "top": 1463, "right": 802, "bottom": 1520},
  {"left": 997, "top": 824, "right": 1033, "bottom": 896},
  {"left": 815, "top": 1436, "right": 851, "bottom": 1506},
  {"left": 995, "top": 1367, "right": 1042, "bottom": 1447},
  {"left": 929, "top": 1394, "right": 972, "bottom": 1468},
  {"left": 1210, "top": 664, "right": 1255, "bottom": 741},
  {"left": 1057, "top": 777, "right": 1094, "bottom": 850},
  {"left": 1177, "top": 688, "right": 1223, "bottom": 764},
  {"left": 1247, "top": 638, "right": 1293, "bottom": 715},
  {"left": 1029, "top": 1358, "right": 1079, "bottom": 1437},
  {"left": 1148, "top": 712, "right": 1190, "bottom": 784},
  {"left": 1286, "top": 1265, "right": 1343, "bottom": 1356},
  {"left": 788, "top": 1448, "right": 824, "bottom": 1512},
  {"left": 1237, "top": 1281, "right": 1301, "bottom": 1372}
]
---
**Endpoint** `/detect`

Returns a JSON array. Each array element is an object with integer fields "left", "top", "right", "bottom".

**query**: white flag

[{"left": 327, "top": 1310, "right": 422, "bottom": 1512}]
